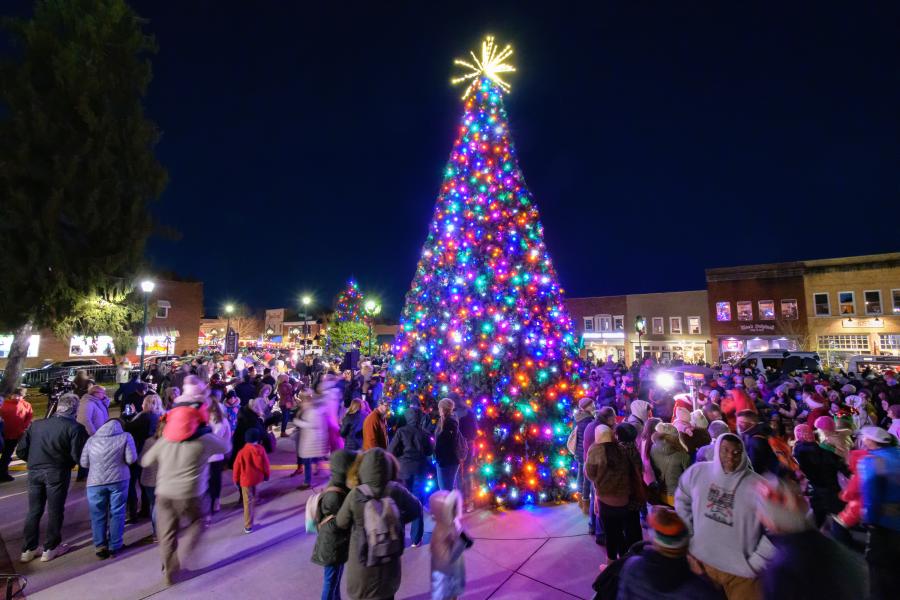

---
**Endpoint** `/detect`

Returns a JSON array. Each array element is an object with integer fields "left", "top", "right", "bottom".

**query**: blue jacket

[{"left": 860, "top": 446, "right": 900, "bottom": 532}]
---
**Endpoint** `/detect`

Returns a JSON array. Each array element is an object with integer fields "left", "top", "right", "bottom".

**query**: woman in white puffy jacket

[{"left": 293, "top": 396, "right": 328, "bottom": 489}]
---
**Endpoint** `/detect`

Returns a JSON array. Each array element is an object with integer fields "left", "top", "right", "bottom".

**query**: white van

[
  {"left": 736, "top": 351, "right": 821, "bottom": 375},
  {"left": 846, "top": 354, "right": 900, "bottom": 375}
]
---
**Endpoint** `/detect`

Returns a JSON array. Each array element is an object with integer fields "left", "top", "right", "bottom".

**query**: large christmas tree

[{"left": 389, "top": 37, "right": 584, "bottom": 506}]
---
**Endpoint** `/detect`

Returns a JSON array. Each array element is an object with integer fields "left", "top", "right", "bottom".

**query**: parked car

[{"left": 21, "top": 358, "right": 112, "bottom": 390}]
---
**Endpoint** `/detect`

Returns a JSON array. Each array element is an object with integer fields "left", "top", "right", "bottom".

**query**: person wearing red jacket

[
  {"left": 721, "top": 388, "right": 754, "bottom": 432},
  {"left": 232, "top": 428, "right": 270, "bottom": 534},
  {"left": 1, "top": 388, "right": 34, "bottom": 482}
]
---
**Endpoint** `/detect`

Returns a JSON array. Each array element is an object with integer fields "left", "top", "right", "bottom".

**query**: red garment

[
  {"left": 277, "top": 381, "right": 295, "bottom": 410},
  {"left": 837, "top": 449, "right": 869, "bottom": 528},
  {"left": 0, "top": 398, "right": 33, "bottom": 439},
  {"left": 806, "top": 405, "right": 830, "bottom": 429},
  {"left": 233, "top": 443, "right": 270, "bottom": 487}
]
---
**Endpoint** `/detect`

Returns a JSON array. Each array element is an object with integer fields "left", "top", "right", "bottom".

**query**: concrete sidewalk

[{"left": 0, "top": 436, "right": 603, "bottom": 599}]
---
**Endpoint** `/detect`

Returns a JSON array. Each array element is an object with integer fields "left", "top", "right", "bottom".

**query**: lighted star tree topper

[{"left": 389, "top": 36, "right": 586, "bottom": 507}]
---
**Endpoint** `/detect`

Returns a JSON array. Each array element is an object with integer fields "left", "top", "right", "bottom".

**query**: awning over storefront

[{"left": 145, "top": 328, "right": 180, "bottom": 338}]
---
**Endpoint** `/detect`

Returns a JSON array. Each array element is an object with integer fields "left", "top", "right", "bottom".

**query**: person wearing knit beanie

[
  {"left": 616, "top": 506, "right": 722, "bottom": 599},
  {"left": 695, "top": 420, "right": 730, "bottom": 462},
  {"left": 814, "top": 415, "right": 836, "bottom": 433}
]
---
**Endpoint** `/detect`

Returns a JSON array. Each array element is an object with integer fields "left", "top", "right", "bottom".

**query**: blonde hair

[
  {"left": 208, "top": 398, "right": 226, "bottom": 424},
  {"left": 142, "top": 394, "right": 164, "bottom": 415},
  {"left": 347, "top": 399, "right": 362, "bottom": 415},
  {"left": 438, "top": 398, "right": 455, "bottom": 418}
]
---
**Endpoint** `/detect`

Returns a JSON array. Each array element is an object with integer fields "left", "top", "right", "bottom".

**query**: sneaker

[
  {"left": 290, "top": 468, "right": 303, "bottom": 477},
  {"left": 20, "top": 549, "right": 36, "bottom": 563},
  {"left": 41, "top": 543, "right": 70, "bottom": 562},
  {"left": 243, "top": 527, "right": 253, "bottom": 534},
  {"left": 96, "top": 547, "right": 110, "bottom": 560}
]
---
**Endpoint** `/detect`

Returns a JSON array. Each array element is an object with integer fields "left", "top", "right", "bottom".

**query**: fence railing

[{"left": 18, "top": 364, "right": 118, "bottom": 388}]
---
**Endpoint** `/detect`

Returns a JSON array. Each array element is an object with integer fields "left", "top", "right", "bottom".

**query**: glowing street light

[
  {"left": 139, "top": 279, "right": 155, "bottom": 376},
  {"left": 300, "top": 295, "right": 314, "bottom": 355},
  {"left": 365, "top": 299, "right": 382, "bottom": 356},
  {"left": 224, "top": 303, "right": 235, "bottom": 354}
]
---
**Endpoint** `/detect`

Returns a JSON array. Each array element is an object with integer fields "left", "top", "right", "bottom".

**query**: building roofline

[{"left": 706, "top": 252, "right": 900, "bottom": 282}]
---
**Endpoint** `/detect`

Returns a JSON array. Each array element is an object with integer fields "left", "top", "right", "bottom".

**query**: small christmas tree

[
  {"left": 389, "top": 37, "right": 584, "bottom": 506},
  {"left": 333, "top": 279, "right": 365, "bottom": 322}
]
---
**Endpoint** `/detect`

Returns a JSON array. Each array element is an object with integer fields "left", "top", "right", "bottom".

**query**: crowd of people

[
  {"left": 1, "top": 347, "right": 477, "bottom": 600},
  {"left": 1, "top": 347, "right": 899, "bottom": 599},
  {"left": 579, "top": 355, "right": 900, "bottom": 600}
]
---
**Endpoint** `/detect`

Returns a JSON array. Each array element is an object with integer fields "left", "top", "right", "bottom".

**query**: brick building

[
  {"left": 0, "top": 278, "right": 203, "bottom": 368},
  {"left": 802, "top": 253, "right": 900, "bottom": 366},
  {"left": 564, "top": 296, "right": 628, "bottom": 362},
  {"left": 706, "top": 262, "right": 808, "bottom": 361}
]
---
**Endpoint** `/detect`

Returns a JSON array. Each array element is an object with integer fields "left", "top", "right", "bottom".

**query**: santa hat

[
  {"left": 793, "top": 424, "right": 815, "bottom": 443},
  {"left": 814, "top": 415, "right": 836, "bottom": 433}
]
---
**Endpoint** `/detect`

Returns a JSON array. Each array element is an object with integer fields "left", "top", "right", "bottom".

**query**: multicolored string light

[
  {"left": 389, "top": 38, "right": 585, "bottom": 507},
  {"left": 333, "top": 279, "right": 366, "bottom": 322}
]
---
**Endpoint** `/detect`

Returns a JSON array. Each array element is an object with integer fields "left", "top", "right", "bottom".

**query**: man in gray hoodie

[{"left": 675, "top": 433, "right": 774, "bottom": 600}]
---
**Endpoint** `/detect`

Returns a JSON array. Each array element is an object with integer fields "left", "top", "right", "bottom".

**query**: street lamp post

[
  {"left": 224, "top": 304, "right": 234, "bottom": 354},
  {"left": 139, "top": 280, "right": 155, "bottom": 377},
  {"left": 634, "top": 315, "right": 646, "bottom": 363},
  {"left": 301, "top": 295, "right": 312, "bottom": 357},
  {"left": 364, "top": 299, "right": 382, "bottom": 357}
]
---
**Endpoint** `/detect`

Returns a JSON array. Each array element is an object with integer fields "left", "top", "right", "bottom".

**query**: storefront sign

[
  {"left": 842, "top": 318, "right": 884, "bottom": 329},
  {"left": 0, "top": 335, "right": 41, "bottom": 358},
  {"left": 583, "top": 332, "right": 625, "bottom": 340},
  {"left": 739, "top": 324, "right": 776, "bottom": 332}
]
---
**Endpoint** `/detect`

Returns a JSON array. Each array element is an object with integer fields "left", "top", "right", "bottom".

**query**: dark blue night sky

[{"left": 6, "top": 1, "right": 899, "bottom": 317}]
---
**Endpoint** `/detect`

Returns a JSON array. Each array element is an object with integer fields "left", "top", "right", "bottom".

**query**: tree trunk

[{"left": 0, "top": 321, "right": 34, "bottom": 395}]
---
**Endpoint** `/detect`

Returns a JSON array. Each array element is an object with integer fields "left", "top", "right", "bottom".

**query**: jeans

[
  {"left": 598, "top": 501, "right": 641, "bottom": 561},
  {"left": 0, "top": 437, "right": 20, "bottom": 478},
  {"left": 142, "top": 485, "right": 157, "bottom": 536},
  {"left": 437, "top": 464, "right": 458, "bottom": 491},
  {"left": 403, "top": 475, "right": 424, "bottom": 544},
  {"left": 87, "top": 480, "right": 129, "bottom": 551},
  {"left": 281, "top": 408, "right": 295, "bottom": 435},
  {"left": 322, "top": 563, "right": 344, "bottom": 600},
  {"left": 588, "top": 487, "right": 605, "bottom": 539},
  {"left": 23, "top": 468, "right": 71, "bottom": 552},
  {"left": 303, "top": 457, "right": 320, "bottom": 486},
  {"left": 208, "top": 460, "right": 225, "bottom": 511}
]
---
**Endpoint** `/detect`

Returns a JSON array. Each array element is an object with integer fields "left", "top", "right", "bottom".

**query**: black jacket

[
  {"left": 124, "top": 411, "right": 160, "bottom": 454},
  {"left": 388, "top": 420, "right": 434, "bottom": 480},
  {"left": 17, "top": 415, "right": 88, "bottom": 471},
  {"left": 762, "top": 530, "right": 863, "bottom": 600},
  {"left": 793, "top": 441, "right": 849, "bottom": 491},
  {"left": 434, "top": 417, "right": 464, "bottom": 468},
  {"left": 339, "top": 411, "right": 364, "bottom": 452},
  {"left": 741, "top": 423, "right": 779, "bottom": 475},
  {"left": 234, "top": 380, "right": 257, "bottom": 406},
  {"left": 311, "top": 450, "right": 357, "bottom": 566}
]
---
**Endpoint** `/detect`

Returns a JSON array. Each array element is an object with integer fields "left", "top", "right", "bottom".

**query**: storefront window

[
  {"left": 716, "top": 302, "right": 732, "bottom": 321},
  {"left": 839, "top": 291, "right": 855, "bottom": 315},
  {"left": 747, "top": 338, "right": 769, "bottom": 352},
  {"left": 880, "top": 334, "right": 900, "bottom": 354},
  {"left": 688, "top": 316, "right": 701, "bottom": 335},
  {"left": 0, "top": 334, "right": 40, "bottom": 358},
  {"left": 864, "top": 290, "right": 882, "bottom": 315},
  {"left": 817, "top": 334, "right": 869, "bottom": 351},
  {"left": 781, "top": 299, "right": 798, "bottom": 320},
  {"left": 737, "top": 301, "right": 753, "bottom": 321},
  {"left": 69, "top": 335, "right": 115, "bottom": 357},
  {"left": 758, "top": 300, "right": 775, "bottom": 320},
  {"left": 813, "top": 293, "right": 830, "bottom": 316},
  {"left": 651, "top": 317, "right": 664, "bottom": 334}
]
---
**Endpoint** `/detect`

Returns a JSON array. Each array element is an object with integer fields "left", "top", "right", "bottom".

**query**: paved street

[{"left": 1, "top": 435, "right": 603, "bottom": 599}]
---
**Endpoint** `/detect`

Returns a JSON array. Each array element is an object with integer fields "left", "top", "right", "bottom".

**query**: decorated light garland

[{"left": 388, "top": 37, "right": 585, "bottom": 507}]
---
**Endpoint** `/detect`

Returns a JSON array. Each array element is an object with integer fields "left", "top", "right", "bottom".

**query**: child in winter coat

[
  {"left": 232, "top": 429, "right": 270, "bottom": 534},
  {"left": 429, "top": 490, "right": 473, "bottom": 600},
  {"left": 311, "top": 450, "right": 357, "bottom": 600}
]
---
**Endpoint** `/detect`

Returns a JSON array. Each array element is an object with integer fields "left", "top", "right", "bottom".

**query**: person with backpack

[
  {"left": 335, "top": 448, "right": 422, "bottom": 600},
  {"left": 232, "top": 428, "right": 270, "bottom": 534},
  {"left": 434, "top": 399, "right": 466, "bottom": 491},
  {"left": 387, "top": 404, "right": 434, "bottom": 546},
  {"left": 311, "top": 449, "right": 358, "bottom": 600}
]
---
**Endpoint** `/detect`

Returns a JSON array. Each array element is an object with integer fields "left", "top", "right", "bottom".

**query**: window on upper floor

[
  {"left": 813, "top": 293, "right": 830, "bottom": 316},
  {"left": 688, "top": 316, "right": 701, "bottom": 335},
  {"left": 583, "top": 317, "right": 594, "bottom": 331},
  {"left": 781, "top": 299, "right": 798, "bottom": 320},
  {"left": 598, "top": 315, "right": 612, "bottom": 332},
  {"left": 156, "top": 300, "right": 171, "bottom": 319},
  {"left": 839, "top": 291, "right": 855, "bottom": 315},
  {"left": 864, "top": 290, "right": 882, "bottom": 315},
  {"left": 651, "top": 317, "right": 664, "bottom": 334},
  {"left": 758, "top": 300, "right": 775, "bottom": 320},
  {"left": 669, "top": 317, "right": 682, "bottom": 334},
  {"left": 716, "top": 302, "right": 732, "bottom": 321},
  {"left": 613, "top": 315, "right": 625, "bottom": 331},
  {"left": 737, "top": 301, "right": 753, "bottom": 321}
]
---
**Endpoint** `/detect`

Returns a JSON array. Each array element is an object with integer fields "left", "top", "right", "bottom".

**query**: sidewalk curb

[{"left": 0, "top": 526, "right": 24, "bottom": 598}]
